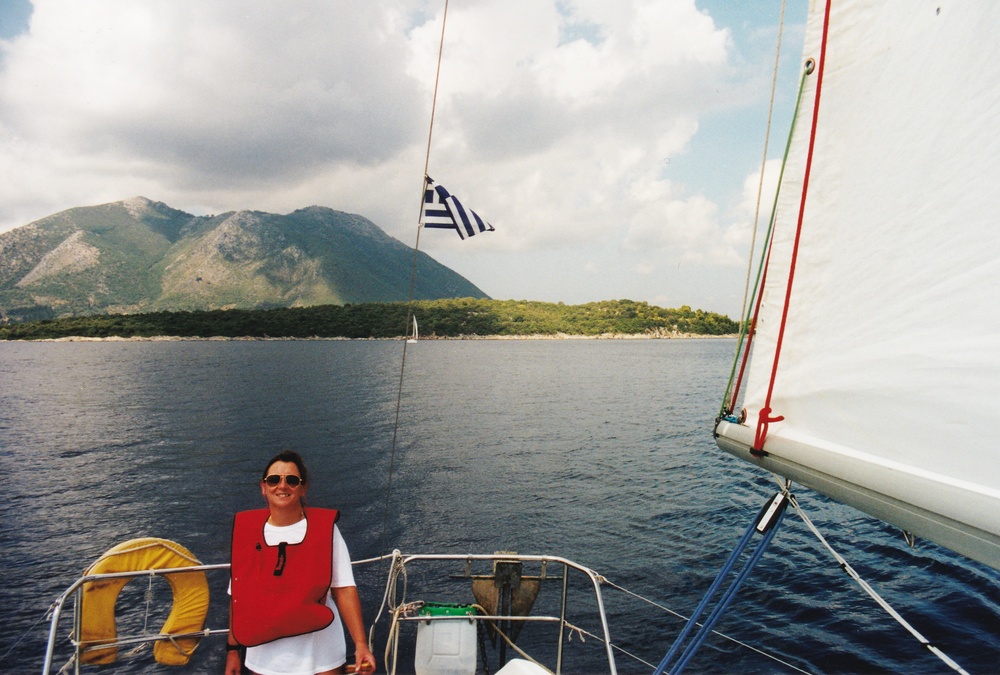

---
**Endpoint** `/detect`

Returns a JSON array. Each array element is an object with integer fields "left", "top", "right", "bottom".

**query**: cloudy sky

[{"left": 0, "top": 0, "right": 807, "bottom": 318}]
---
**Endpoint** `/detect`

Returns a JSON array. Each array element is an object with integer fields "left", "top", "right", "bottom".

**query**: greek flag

[{"left": 422, "top": 176, "right": 495, "bottom": 240}]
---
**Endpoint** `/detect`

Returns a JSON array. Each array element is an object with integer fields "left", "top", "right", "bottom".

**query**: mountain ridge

[{"left": 0, "top": 197, "right": 487, "bottom": 321}]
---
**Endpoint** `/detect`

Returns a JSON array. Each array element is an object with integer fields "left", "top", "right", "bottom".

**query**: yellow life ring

[{"left": 79, "top": 537, "right": 210, "bottom": 666}]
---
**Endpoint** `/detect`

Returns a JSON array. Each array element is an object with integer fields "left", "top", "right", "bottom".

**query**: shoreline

[{"left": 29, "top": 332, "right": 738, "bottom": 343}]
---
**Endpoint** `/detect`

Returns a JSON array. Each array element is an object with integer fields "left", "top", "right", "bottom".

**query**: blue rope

[
  {"left": 654, "top": 493, "right": 788, "bottom": 675},
  {"left": 671, "top": 507, "right": 786, "bottom": 673},
  {"left": 653, "top": 517, "right": 757, "bottom": 673}
]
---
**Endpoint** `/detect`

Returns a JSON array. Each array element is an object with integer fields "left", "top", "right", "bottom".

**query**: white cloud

[
  {"left": 0, "top": 1, "right": 426, "bottom": 224},
  {"left": 633, "top": 261, "right": 655, "bottom": 275},
  {"left": 0, "top": 0, "right": 802, "bottom": 315},
  {"left": 402, "top": 0, "right": 734, "bottom": 256},
  {"left": 722, "top": 157, "right": 784, "bottom": 258},
  {"left": 6, "top": 1, "right": 423, "bottom": 170}
]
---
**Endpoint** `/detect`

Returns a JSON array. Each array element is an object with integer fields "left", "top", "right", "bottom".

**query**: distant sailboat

[{"left": 407, "top": 315, "right": 418, "bottom": 343}]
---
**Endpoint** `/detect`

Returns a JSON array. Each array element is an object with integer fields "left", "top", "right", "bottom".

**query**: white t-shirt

[{"left": 235, "top": 520, "right": 356, "bottom": 675}]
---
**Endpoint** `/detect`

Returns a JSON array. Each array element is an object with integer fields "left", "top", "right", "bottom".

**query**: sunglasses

[{"left": 263, "top": 474, "right": 303, "bottom": 487}]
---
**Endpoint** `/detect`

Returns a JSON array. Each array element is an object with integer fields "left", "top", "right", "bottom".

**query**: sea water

[{"left": 1, "top": 339, "right": 998, "bottom": 674}]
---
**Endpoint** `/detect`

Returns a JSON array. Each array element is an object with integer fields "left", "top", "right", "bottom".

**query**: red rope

[{"left": 752, "top": 0, "right": 833, "bottom": 454}]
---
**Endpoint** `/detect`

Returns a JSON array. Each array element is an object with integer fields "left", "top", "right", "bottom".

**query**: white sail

[
  {"left": 407, "top": 316, "right": 418, "bottom": 343},
  {"left": 716, "top": 1, "right": 1000, "bottom": 571}
]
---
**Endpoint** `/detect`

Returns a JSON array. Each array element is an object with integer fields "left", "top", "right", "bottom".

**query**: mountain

[{"left": 0, "top": 197, "right": 488, "bottom": 321}]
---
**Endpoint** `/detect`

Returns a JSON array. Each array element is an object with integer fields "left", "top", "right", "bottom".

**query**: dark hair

[{"left": 261, "top": 450, "right": 309, "bottom": 484}]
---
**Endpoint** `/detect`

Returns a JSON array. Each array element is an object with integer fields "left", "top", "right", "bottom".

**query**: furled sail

[{"left": 716, "top": 1, "right": 1000, "bottom": 571}]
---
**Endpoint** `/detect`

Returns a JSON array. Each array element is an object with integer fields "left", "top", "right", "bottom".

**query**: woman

[{"left": 225, "top": 451, "right": 377, "bottom": 675}]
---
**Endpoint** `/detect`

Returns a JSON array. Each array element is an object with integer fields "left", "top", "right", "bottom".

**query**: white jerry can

[{"left": 413, "top": 603, "right": 478, "bottom": 675}]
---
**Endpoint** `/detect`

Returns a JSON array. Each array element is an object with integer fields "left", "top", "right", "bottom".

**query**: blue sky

[
  {"left": 0, "top": 0, "right": 31, "bottom": 40},
  {"left": 0, "top": 1, "right": 806, "bottom": 318}
]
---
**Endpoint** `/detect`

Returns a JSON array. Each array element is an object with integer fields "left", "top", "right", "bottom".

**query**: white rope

[
  {"left": 369, "top": 551, "right": 406, "bottom": 636},
  {"left": 467, "top": 603, "right": 554, "bottom": 674},
  {"left": 55, "top": 655, "right": 78, "bottom": 675},
  {"left": 367, "top": 551, "right": 409, "bottom": 675},
  {"left": 141, "top": 574, "right": 154, "bottom": 636},
  {"left": 121, "top": 642, "right": 151, "bottom": 658},
  {"left": 164, "top": 633, "right": 199, "bottom": 657},
  {"left": 789, "top": 494, "right": 970, "bottom": 675},
  {"left": 739, "top": 0, "right": 787, "bottom": 323},
  {"left": 87, "top": 540, "right": 201, "bottom": 569},
  {"left": 384, "top": 601, "right": 423, "bottom": 675}
]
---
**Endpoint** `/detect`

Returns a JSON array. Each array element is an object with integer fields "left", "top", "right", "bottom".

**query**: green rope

[{"left": 718, "top": 64, "right": 812, "bottom": 420}]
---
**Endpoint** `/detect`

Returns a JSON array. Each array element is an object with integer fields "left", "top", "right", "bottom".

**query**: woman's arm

[
  {"left": 331, "top": 585, "right": 376, "bottom": 673},
  {"left": 224, "top": 598, "right": 242, "bottom": 675}
]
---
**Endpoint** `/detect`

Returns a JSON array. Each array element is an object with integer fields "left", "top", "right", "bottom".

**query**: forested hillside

[{"left": 0, "top": 298, "right": 738, "bottom": 340}]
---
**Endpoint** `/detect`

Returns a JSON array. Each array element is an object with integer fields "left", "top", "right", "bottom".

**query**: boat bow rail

[
  {"left": 359, "top": 551, "right": 619, "bottom": 675},
  {"left": 41, "top": 551, "right": 619, "bottom": 675}
]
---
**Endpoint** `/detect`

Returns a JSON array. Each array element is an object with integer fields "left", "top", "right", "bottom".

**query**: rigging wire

[
  {"left": 785, "top": 490, "right": 971, "bottom": 675},
  {"left": 599, "top": 578, "right": 809, "bottom": 674},
  {"left": 738, "top": 0, "right": 786, "bottom": 325},
  {"left": 719, "top": 24, "right": 822, "bottom": 420},
  {"left": 0, "top": 607, "right": 51, "bottom": 663},
  {"left": 718, "top": 61, "right": 810, "bottom": 420},
  {"left": 752, "top": 0, "right": 832, "bottom": 453},
  {"left": 358, "top": 549, "right": 808, "bottom": 674},
  {"left": 380, "top": 0, "right": 451, "bottom": 557},
  {"left": 719, "top": 0, "right": 790, "bottom": 417},
  {"left": 358, "top": 549, "right": 806, "bottom": 673}
]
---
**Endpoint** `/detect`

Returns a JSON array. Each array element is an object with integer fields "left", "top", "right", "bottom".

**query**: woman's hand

[
  {"left": 223, "top": 647, "right": 242, "bottom": 675},
  {"left": 331, "top": 585, "right": 377, "bottom": 674},
  {"left": 354, "top": 642, "right": 377, "bottom": 673}
]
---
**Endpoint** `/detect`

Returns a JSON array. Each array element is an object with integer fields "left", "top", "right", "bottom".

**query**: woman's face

[{"left": 260, "top": 460, "right": 307, "bottom": 510}]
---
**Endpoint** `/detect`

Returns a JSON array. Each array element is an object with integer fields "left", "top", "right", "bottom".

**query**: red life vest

[{"left": 230, "top": 507, "right": 340, "bottom": 646}]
